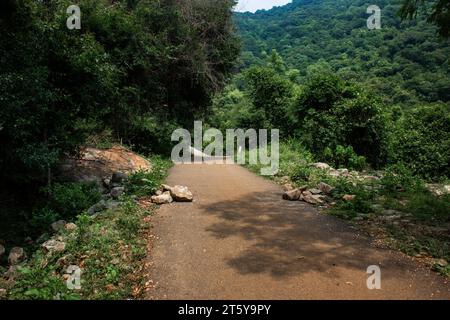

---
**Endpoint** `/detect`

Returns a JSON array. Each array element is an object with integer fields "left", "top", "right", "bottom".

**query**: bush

[
  {"left": 323, "top": 145, "right": 367, "bottom": 171},
  {"left": 296, "top": 72, "right": 389, "bottom": 168},
  {"left": 48, "top": 182, "right": 101, "bottom": 219},
  {"left": 380, "top": 163, "right": 425, "bottom": 194},
  {"left": 125, "top": 155, "right": 172, "bottom": 197},
  {"left": 390, "top": 103, "right": 450, "bottom": 179},
  {"left": 30, "top": 208, "right": 59, "bottom": 231}
]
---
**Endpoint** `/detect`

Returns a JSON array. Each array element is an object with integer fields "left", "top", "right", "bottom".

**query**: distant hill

[{"left": 234, "top": 0, "right": 450, "bottom": 106}]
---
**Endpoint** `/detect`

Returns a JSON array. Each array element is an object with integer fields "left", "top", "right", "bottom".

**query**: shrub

[
  {"left": 380, "top": 163, "right": 425, "bottom": 194},
  {"left": 30, "top": 208, "right": 59, "bottom": 231},
  {"left": 125, "top": 155, "right": 172, "bottom": 197},
  {"left": 296, "top": 72, "right": 389, "bottom": 168},
  {"left": 48, "top": 182, "right": 101, "bottom": 219},
  {"left": 390, "top": 103, "right": 450, "bottom": 179},
  {"left": 324, "top": 145, "right": 367, "bottom": 171}
]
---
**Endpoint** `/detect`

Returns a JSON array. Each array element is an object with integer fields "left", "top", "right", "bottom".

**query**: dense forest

[
  {"left": 0, "top": 0, "right": 238, "bottom": 224},
  {"left": 234, "top": 0, "right": 450, "bottom": 107},
  {"left": 211, "top": 0, "right": 449, "bottom": 179}
]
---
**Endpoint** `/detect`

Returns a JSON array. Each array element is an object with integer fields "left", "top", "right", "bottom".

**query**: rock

[
  {"left": 337, "top": 168, "right": 349, "bottom": 175},
  {"left": 427, "top": 184, "right": 450, "bottom": 197},
  {"left": 59, "top": 146, "right": 151, "bottom": 186},
  {"left": 435, "top": 259, "right": 449, "bottom": 268},
  {"left": 111, "top": 171, "right": 127, "bottom": 184},
  {"left": 382, "top": 215, "right": 403, "bottom": 222},
  {"left": 302, "top": 194, "right": 324, "bottom": 205},
  {"left": 279, "top": 176, "right": 291, "bottom": 184},
  {"left": 0, "top": 244, "right": 5, "bottom": 258},
  {"left": 311, "top": 163, "right": 332, "bottom": 170},
  {"left": 363, "top": 175, "right": 380, "bottom": 181},
  {"left": 302, "top": 189, "right": 312, "bottom": 196},
  {"left": 382, "top": 209, "right": 401, "bottom": 216},
  {"left": 36, "top": 233, "right": 49, "bottom": 244},
  {"left": 0, "top": 288, "right": 6, "bottom": 298},
  {"left": 42, "top": 240, "right": 66, "bottom": 253},
  {"left": 155, "top": 190, "right": 163, "bottom": 196},
  {"left": 103, "top": 178, "right": 111, "bottom": 188},
  {"left": 318, "top": 182, "right": 334, "bottom": 195},
  {"left": 51, "top": 220, "right": 67, "bottom": 232},
  {"left": 343, "top": 195, "right": 356, "bottom": 202},
  {"left": 283, "top": 189, "right": 303, "bottom": 201},
  {"left": 151, "top": 191, "right": 173, "bottom": 205},
  {"left": 8, "top": 247, "right": 25, "bottom": 265},
  {"left": 309, "top": 188, "right": 322, "bottom": 195},
  {"left": 282, "top": 183, "right": 295, "bottom": 192},
  {"left": 166, "top": 185, "right": 194, "bottom": 202},
  {"left": 161, "top": 184, "right": 172, "bottom": 192},
  {"left": 328, "top": 169, "right": 340, "bottom": 177},
  {"left": 87, "top": 200, "right": 107, "bottom": 215},
  {"left": 110, "top": 186, "right": 125, "bottom": 199},
  {"left": 105, "top": 200, "right": 121, "bottom": 210},
  {"left": 65, "top": 223, "right": 77, "bottom": 231}
]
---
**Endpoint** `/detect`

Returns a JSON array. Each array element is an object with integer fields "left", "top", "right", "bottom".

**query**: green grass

[{"left": 5, "top": 199, "right": 151, "bottom": 300}]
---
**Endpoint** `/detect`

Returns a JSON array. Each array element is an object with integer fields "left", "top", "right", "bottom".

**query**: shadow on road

[{"left": 200, "top": 190, "right": 403, "bottom": 280}]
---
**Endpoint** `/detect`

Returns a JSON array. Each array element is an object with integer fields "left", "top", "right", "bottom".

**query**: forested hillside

[{"left": 234, "top": 0, "right": 450, "bottom": 106}]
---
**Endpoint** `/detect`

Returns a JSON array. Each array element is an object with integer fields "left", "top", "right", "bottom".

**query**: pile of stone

[
  {"left": 151, "top": 184, "right": 194, "bottom": 205},
  {"left": 283, "top": 182, "right": 335, "bottom": 205},
  {"left": 310, "top": 163, "right": 381, "bottom": 182},
  {"left": 87, "top": 171, "right": 128, "bottom": 215}
]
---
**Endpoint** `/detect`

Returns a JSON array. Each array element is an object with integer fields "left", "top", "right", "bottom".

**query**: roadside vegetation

[{"left": 0, "top": 156, "right": 172, "bottom": 300}]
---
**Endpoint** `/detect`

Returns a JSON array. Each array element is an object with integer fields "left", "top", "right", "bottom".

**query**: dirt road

[{"left": 146, "top": 163, "right": 450, "bottom": 300}]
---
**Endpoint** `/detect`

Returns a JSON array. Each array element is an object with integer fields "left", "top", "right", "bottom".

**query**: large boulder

[
  {"left": 8, "top": 247, "right": 25, "bottom": 265},
  {"left": 59, "top": 146, "right": 152, "bottom": 186},
  {"left": 151, "top": 191, "right": 173, "bottom": 205},
  {"left": 163, "top": 185, "right": 194, "bottom": 202}
]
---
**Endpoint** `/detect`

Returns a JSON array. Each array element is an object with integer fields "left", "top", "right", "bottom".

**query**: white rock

[
  {"left": 311, "top": 163, "right": 332, "bottom": 170},
  {"left": 164, "top": 185, "right": 194, "bottom": 202},
  {"left": 151, "top": 191, "right": 173, "bottom": 205}
]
